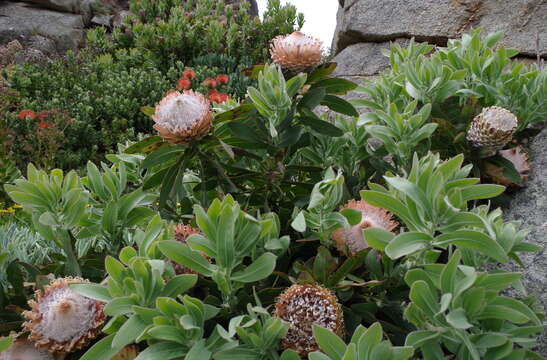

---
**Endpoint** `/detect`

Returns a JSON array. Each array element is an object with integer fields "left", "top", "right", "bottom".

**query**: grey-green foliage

[
  {"left": 158, "top": 195, "right": 279, "bottom": 309},
  {"left": 309, "top": 322, "right": 414, "bottom": 360},
  {"left": 404, "top": 250, "right": 544, "bottom": 359},
  {"left": 0, "top": 223, "right": 56, "bottom": 287},
  {"left": 362, "top": 153, "right": 540, "bottom": 266}
]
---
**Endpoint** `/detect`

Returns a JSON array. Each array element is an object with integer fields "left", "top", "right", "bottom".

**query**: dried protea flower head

[
  {"left": 467, "top": 106, "right": 518, "bottom": 150},
  {"left": 270, "top": 31, "right": 323, "bottom": 72},
  {"left": 172, "top": 224, "right": 209, "bottom": 274},
  {"left": 332, "top": 200, "right": 398, "bottom": 256},
  {"left": 484, "top": 146, "right": 531, "bottom": 186},
  {"left": 0, "top": 337, "right": 54, "bottom": 360},
  {"left": 274, "top": 284, "right": 344, "bottom": 355},
  {"left": 152, "top": 90, "right": 212, "bottom": 144},
  {"left": 22, "top": 277, "right": 105, "bottom": 353}
]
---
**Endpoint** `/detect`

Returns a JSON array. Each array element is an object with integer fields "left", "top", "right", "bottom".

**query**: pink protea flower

[
  {"left": 332, "top": 200, "right": 398, "bottom": 256},
  {"left": 0, "top": 337, "right": 53, "bottom": 360},
  {"left": 270, "top": 31, "right": 323, "bottom": 72},
  {"left": 152, "top": 90, "right": 213, "bottom": 144},
  {"left": 274, "top": 284, "right": 344, "bottom": 356},
  {"left": 22, "top": 277, "right": 105, "bottom": 353}
]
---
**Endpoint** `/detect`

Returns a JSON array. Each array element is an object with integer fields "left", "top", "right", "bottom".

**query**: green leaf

[
  {"left": 460, "top": 184, "right": 505, "bottom": 201},
  {"left": 0, "top": 337, "right": 13, "bottom": 352},
  {"left": 70, "top": 283, "right": 112, "bottom": 302},
  {"left": 142, "top": 146, "right": 184, "bottom": 169},
  {"left": 79, "top": 334, "right": 123, "bottom": 360},
  {"left": 280, "top": 349, "right": 301, "bottom": 360},
  {"left": 314, "top": 78, "right": 358, "bottom": 95},
  {"left": 446, "top": 308, "right": 473, "bottom": 329},
  {"left": 134, "top": 342, "right": 186, "bottom": 360},
  {"left": 125, "top": 136, "right": 165, "bottom": 154},
  {"left": 299, "top": 110, "right": 344, "bottom": 137},
  {"left": 161, "top": 274, "right": 198, "bottom": 298},
  {"left": 291, "top": 211, "right": 306, "bottom": 232},
  {"left": 231, "top": 252, "right": 276, "bottom": 283},
  {"left": 409, "top": 281, "right": 439, "bottom": 316},
  {"left": 478, "top": 305, "right": 530, "bottom": 324},
  {"left": 112, "top": 314, "right": 148, "bottom": 348},
  {"left": 286, "top": 73, "right": 308, "bottom": 97},
  {"left": 340, "top": 208, "right": 362, "bottom": 226},
  {"left": 385, "top": 232, "right": 432, "bottom": 259},
  {"left": 434, "top": 230, "right": 508, "bottom": 263},
  {"left": 440, "top": 249, "right": 461, "bottom": 294},
  {"left": 321, "top": 95, "right": 359, "bottom": 117},
  {"left": 140, "top": 106, "right": 155, "bottom": 116},
  {"left": 312, "top": 326, "right": 347, "bottom": 360},
  {"left": 307, "top": 62, "right": 337, "bottom": 83},
  {"left": 404, "top": 330, "right": 440, "bottom": 347},
  {"left": 185, "top": 340, "right": 211, "bottom": 360},
  {"left": 363, "top": 227, "right": 394, "bottom": 251},
  {"left": 158, "top": 241, "right": 215, "bottom": 277}
]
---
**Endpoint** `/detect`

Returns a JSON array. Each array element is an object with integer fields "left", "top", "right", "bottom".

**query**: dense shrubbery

[
  {"left": 0, "top": 0, "right": 302, "bottom": 172},
  {"left": 1, "top": 29, "right": 546, "bottom": 360}
]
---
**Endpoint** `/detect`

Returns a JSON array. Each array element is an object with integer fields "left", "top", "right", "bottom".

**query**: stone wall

[{"left": 331, "top": 0, "right": 546, "bottom": 79}]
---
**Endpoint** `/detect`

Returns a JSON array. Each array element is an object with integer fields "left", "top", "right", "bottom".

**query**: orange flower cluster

[
  {"left": 18, "top": 109, "right": 54, "bottom": 129},
  {"left": 175, "top": 69, "right": 231, "bottom": 104}
]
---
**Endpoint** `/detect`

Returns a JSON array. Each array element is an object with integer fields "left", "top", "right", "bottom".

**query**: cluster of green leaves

[
  {"left": 4, "top": 148, "right": 156, "bottom": 279},
  {"left": 131, "top": 62, "right": 359, "bottom": 222},
  {"left": 103, "top": 0, "right": 303, "bottom": 68},
  {"left": 354, "top": 30, "right": 546, "bottom": 176}
]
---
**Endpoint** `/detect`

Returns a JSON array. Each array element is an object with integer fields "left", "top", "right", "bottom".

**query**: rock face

[
  {"left": 0, "top": 2, "right": 85, "bottom": 51},
  {"left": 504, "top": 128, "right": 547, "bottom": 354},
  {"left": 21, "top": 0, "right": 93, "bottom": 24},
  {"left": 332, "top": 0, "right": 546, "bottom": 79}
]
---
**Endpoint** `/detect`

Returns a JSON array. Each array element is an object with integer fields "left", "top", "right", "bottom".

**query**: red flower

[
  {"left": 208, "top": 90, "right": 230, "bottom": 103},
  {"left": 18, "top": 110, "right": 36, "bottom": 120},
  {"left": 203, "top": 78, "right": 217, "bottom": 88},
  {"left": 183, "top": 69, "right": 196, "bottom": 80},
  {"left": 215, "top": 74, "right": 229, "bottom": 85},
  {"left": 38, "top": 110, "right": 51, "bottom": 121},
  {"left": 177, "top": 77, "right": 191, "bottom": 90},
  {"left": 38, "top": 121, "right": 52, "bottom": 129}
]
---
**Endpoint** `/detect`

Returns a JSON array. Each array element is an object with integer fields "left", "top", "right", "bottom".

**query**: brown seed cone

[
  {"left": 332, "top": 200, "right": 398, "bottom": 256},
  {"left": 466, "top": 106, "right": 518, "bottom": 150},
  {"left": 152, "top": 90, "right": 212, "bottom": 144},
  {"left": 270, "top": 31, "right": 323, "bottom": 72},
  {"left": 172, "top": 224, "right": 210, "bottom": 275},
  {"left": 112, "top": 345, "right": 139, "bottom": 360},
  {"left": 22, "top": 277, "right": 105, "bottom": 353},
  {"left": 274, "top": 284, "right": 344, "bottom": 356},
  {"left": 484, "top": 146, "right": 531, "bottom": 186},
  {"left": 0, "top": 337, "right": 54, "bottom": 360}
]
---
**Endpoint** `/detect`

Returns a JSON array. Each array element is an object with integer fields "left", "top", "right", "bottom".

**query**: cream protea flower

[
  {"left": 172, "top": 224, "right": 208, "bottom": 275},
  {"left": 22, "top": 277, "right": 105, "bottom": 353},
  {"left": 152, "top": 90, "right": 212, "bottom": 144},
  {"left": 274, "top": 284, "right": 344, "bottom": 355},
  {"left": 0, "top": 337, "right": 53, "bottom": 360},
  {"left": 332, "top": 200, "right": 398, "bottom": 256},
  {"left": 484, "top": 146, "right": 531, "bottom": 186},
  {"left": 270, "top": 31, "right": 323, "bottom": 72},
  {"left": 467, "top": 106, "right": 518, "bottom": 149}
]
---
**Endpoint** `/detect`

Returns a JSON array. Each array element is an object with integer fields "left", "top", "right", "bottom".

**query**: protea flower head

[
  {"left": 0, "top": 337, "right": 53, "bottom": 360},
  {"left": 177, "top": 77, "right": 191, "bottom": 90},
  {"left": 270, "top": 31, "right": 323, "bottom": 72},
  {"left": 183, "top": 69, "right": 196, "bottom": 80},
  {"left": 274, "top": 284, "right": 344, "bottom": 355},
  {"left": 331, "top": 200, "right": 398, "bottom": 256},
  {"left": 467, "top": 106, "right": 518, "bottom": 149},
  {"left": 152, "top": 90, "right": 213, "bottom": 144},
  {"left": 172, "top": 224, "right": 209, "bottom": 274},
  {"left": 22, "top": 277, "right": 105, "bottom": 353},
  {"left": 484, "top": 146, "right": 531, "bottom": 186},
  {"left": 18, "top": 110, "right": 37, "bottom": 121}
]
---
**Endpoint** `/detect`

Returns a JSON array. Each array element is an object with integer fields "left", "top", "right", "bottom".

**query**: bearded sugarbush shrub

[{"left": 1, "top": 30, "right": 545, "bottom": 360}]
